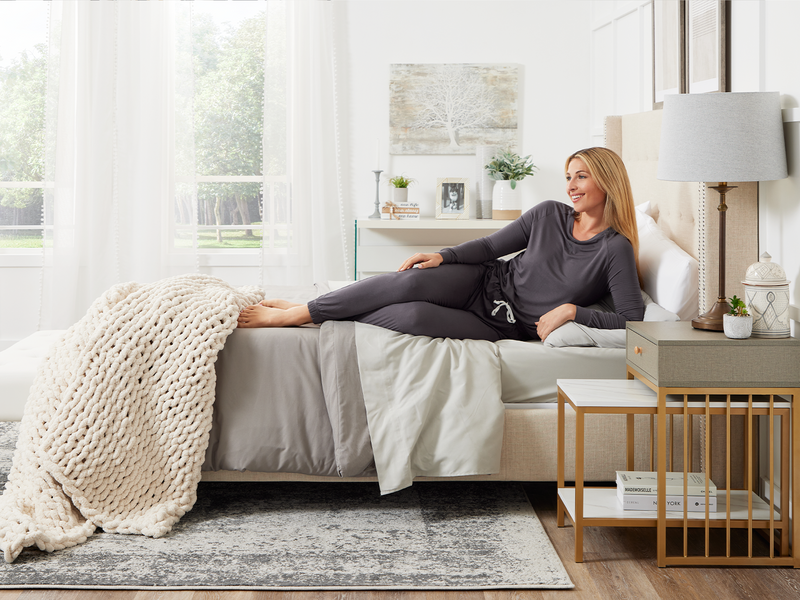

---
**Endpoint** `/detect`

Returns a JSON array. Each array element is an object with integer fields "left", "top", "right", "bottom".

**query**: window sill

[
  {"left": 0, "top": 250, "right": 292, "bottom": 269},
  {"left": 196, "top": 252, "right": 261, "bottom": 268},
  {"left": 0, "top": 251, "right": 42, "bottom": 268}
]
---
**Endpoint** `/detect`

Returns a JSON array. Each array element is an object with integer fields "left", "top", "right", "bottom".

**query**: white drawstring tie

[{"left": 491, "top": 300, "right": 516, "bottom": 324}]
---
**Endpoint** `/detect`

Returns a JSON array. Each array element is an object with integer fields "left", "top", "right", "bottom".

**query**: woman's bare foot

[
  {"left": 237, "top": 304, "right": 312, "bottom": 328},
  {"left": 260, "top": 299, "right": 303, "bottom": 310}
]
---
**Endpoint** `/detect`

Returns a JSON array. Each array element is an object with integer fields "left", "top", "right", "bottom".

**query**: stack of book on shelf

[
  {"left": 381, "top": 202, "right": 420, "bottom": 220},
  {"left": 616, "top": 471, "right": 717, "bottom": 512}
]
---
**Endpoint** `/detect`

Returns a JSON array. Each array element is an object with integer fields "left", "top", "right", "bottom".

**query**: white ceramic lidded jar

[{"left": 742, "top": 252, "right": 791, "bottom": 338}]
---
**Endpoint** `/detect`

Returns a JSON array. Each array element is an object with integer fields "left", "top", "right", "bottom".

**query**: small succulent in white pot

[
  {"left": 386, "top": 174, "right": 416, "bottom": 203},
  {"left": 723, "top": 295, "right": 753, "bottom": 339}
]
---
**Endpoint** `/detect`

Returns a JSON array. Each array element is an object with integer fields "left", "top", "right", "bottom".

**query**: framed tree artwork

[{"left": 389, "top": 64, "right": 519, "bottom": 155}]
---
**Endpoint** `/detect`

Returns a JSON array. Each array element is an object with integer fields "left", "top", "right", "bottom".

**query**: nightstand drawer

[
  {"left": 626, "top": 330, "right": 658, "bottom": 380},
  {"left": 626, "top": 321, "right": 800, "bottom": 388}
]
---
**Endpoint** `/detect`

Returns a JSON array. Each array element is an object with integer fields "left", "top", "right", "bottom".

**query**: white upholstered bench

[{"left": 0, "top": 331, "right": 64, "bottom": 421}]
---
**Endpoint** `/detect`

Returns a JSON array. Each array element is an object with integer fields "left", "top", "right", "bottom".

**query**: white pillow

[
  {"left": 635, "top": 204, "right": 699, "bottom": 321},
  {"left": 543, "top": 291, "right": 679, "bottom": 349}
]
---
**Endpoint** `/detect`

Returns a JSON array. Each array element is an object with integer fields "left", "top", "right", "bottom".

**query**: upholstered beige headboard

[{"left": 606, "top": 111, "right": 759, "bottom": 317}]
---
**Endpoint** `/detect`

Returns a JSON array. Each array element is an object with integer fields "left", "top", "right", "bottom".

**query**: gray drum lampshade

[{"left": 657, "top": 92, "right": 788, "bottom": 182}]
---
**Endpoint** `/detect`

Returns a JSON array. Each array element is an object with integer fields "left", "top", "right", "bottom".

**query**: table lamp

[{"left": 657, "top": 92, "right": 788, "bottom": 331}]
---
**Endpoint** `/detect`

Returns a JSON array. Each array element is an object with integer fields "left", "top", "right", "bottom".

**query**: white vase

[
  {"left": 475, "top": 145, "right": 499, "bottom": 218},
  {"left": 492, "top": 180, "right": 521, "bottom": 220},
  {"left": 391, "top": 187, "right": 408, "bottom": 204},
  {"left": 723, "top": 314, "right": 753, "bottom": 339}
]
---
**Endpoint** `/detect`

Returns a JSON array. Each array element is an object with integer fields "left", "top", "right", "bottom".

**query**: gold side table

[{"left": 556, "top": 378, "right": 796, "bottom": 566}]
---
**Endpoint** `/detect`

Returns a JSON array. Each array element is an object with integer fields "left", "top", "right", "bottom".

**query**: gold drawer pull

[{"left": 634, "top": 346, "right": 643, "bottom": 355}]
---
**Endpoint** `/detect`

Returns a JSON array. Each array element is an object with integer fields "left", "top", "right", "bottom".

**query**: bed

[
  {"left": 201, "top": 109, "right": 758, "bottom": 488},
  {"left": 0, "top": 110, "right": 759, "bottom": 489}
]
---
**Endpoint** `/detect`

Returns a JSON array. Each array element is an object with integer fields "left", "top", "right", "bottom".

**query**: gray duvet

[{"left": 203, "top": 321, "right": 376, "bottom": 477}]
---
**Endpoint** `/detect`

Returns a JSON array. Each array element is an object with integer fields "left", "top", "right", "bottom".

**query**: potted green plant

[
  {"left": 386, "top": 174, "right": 416, "bottom": 204},
  {"left": 484, "top": 150, "right": 536, "bottom": 219},
  {"left": 723, "top": 295, "right": 752, "bottom": 339}
]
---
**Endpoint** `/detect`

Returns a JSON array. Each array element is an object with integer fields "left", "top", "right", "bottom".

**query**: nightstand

[{"left": 626, "top": 321, "right": 800, "bottom": 567}]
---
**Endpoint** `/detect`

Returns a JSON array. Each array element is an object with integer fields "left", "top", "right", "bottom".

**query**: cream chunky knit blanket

[{"left": 0, "top": 274, "right": 263, "bottom": 563}]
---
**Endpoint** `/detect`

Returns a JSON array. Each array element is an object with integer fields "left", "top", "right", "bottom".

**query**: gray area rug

[{"left": 0, "top": 422, "right": 572, "bottom": 590}]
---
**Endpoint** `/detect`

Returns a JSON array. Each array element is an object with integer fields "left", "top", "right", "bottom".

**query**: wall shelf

[{"left": 354, "top": 218, "right": 513, "bottom": 279}]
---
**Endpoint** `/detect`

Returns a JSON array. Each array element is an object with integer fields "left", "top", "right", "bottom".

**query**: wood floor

[{"left": 2, "top": 483, "right": 799, "bottom": 600}]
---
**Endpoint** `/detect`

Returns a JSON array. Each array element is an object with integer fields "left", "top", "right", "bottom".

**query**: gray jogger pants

[{"left": 306, "top": 264, "right": 525, "bottom": 341}]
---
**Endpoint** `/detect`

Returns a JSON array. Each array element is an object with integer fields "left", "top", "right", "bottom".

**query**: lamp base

[{"left": 691, "top": 298, "right": 731, "bottom": 331}]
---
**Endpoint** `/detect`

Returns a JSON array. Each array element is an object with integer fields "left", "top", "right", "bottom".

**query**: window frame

[{"left": 0, "top": 182, "right": 50, "bottom": 258}]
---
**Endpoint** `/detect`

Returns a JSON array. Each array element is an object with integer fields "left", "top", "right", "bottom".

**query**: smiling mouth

[{"left": 571, "top": 194, "right": 583, "bottom": 202}]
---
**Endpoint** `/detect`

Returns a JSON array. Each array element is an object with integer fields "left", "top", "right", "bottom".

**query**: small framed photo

[{"left": 435, "top": 178, "right": 469, "bottom": 220}]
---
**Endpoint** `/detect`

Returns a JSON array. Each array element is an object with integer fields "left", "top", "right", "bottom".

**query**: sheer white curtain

[
  {"left": 262, "top": 0, "right": 349, "bottom": 287},
  {"left": 41, "top": 1, "right": 196, "bottom": 330},
  {"left": 39, "top": 0, "right": 347, "bottom": 330}
]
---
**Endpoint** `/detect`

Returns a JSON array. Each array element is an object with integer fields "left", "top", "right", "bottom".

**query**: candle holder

[{"left": 369, "top": 169, "right": 383, "bottom": 219}]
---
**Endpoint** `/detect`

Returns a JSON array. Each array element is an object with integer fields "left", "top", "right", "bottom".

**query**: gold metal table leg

[
  {"left": 557, "top": 389, "right": 565, "bottom": 528},
  {"left": 792, "top": 390, "right": 800, "bottom": 568},
  {"left": 627, "top": 413, "right": 635, "bottom": 471},
  {"left": 575, "top": 407, "right": 585, "bottom": 563},
  {"left": 657, "top": 389, "right": 667, "bottom": 568}
]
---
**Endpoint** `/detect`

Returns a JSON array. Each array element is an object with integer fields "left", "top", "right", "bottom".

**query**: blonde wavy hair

[{"left": 565, "top": 147, "right": 641, "bottom": 286}]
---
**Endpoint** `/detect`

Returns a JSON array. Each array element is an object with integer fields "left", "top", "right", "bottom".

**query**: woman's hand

[
  {"left": 398, "top": 252, "right": 443, "bottom": 272},
  {"left": 535, "top": 304, "right": 576, "bottom": 341}
]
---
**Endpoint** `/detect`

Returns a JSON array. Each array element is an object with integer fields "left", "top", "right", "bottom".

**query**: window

[
  {"left": 0, "top": 1, "right": 48, "bottom": 250},
  {"left": 176, "top": 0, "right": 288, "bottom": 253},
  {"left": 0, "top": 1, "right": 288, "bottom": 255}
]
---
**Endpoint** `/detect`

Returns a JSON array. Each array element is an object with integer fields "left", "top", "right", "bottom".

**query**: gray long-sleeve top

[{"left": 438, "top": 200, "right": 644, "bottom": 334}]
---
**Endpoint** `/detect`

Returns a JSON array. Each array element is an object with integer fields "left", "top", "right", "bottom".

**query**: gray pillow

[{"left": 542, "top": 291, "right": 679, "bottom": 349}]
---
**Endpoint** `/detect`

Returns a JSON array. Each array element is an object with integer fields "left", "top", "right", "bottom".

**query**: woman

[{"left": 238, "top": 147, "right": 644, "bottom": 342}]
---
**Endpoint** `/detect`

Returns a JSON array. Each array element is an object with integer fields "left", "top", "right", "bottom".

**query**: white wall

[
  {"left": 589, "top": 1, "right": 653, "bottom": 145},
  {"left": 735, "top": 0, "right": 800, "bottom": 499},
  {"left": 0, "top": 255, "right": 40, "bottom": 349},
  {"left": 749, "top": 0, "right": 800, "bottom": 334},
  {"left": 341, "top": 0, "right": 593, "bottom": 221}
]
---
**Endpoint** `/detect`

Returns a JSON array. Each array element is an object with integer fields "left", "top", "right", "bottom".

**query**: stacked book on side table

[{"left": 617, "top": 471, "right": 717, "bottom": 512}]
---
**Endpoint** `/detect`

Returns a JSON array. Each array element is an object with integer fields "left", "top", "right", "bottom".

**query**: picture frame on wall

[
  {"left": 687, "top": 0, "right": 727, "bottom": 94},
  {"left": 435, "top": 178, "right": 469, "bottom": 220},
  {"left": 390, "top": 64, "right": 519, "bottom": 155},
  {"left": 652, "top": 0, "right": 685, "bottom": 108}
]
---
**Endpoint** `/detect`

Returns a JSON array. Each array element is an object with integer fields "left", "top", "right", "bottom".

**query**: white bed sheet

[{"left": 497, "top": 340, "right": 626, "bottom": 404}]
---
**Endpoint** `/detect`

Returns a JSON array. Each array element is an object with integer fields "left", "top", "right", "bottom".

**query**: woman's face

[
  {"left": 565, "top": 157, "right": 606, "bottom": 214},
  {"left": 449, "top": 188, "right": 458, "bottom": 201}
]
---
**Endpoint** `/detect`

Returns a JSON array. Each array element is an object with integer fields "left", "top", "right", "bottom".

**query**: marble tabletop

[{"left": 557, "top": 378, "right": 792, "bottom": 409}]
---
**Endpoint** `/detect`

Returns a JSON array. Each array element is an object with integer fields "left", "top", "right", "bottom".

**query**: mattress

[
  {"left": 0, "top": 322, "right": 627, "bottom": 422},
  {"left": 0, "top": 313, "right": 632, "bottom": 483},
  {"left": 496, "top": 339, "right": 625, "bottom": 403}
]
